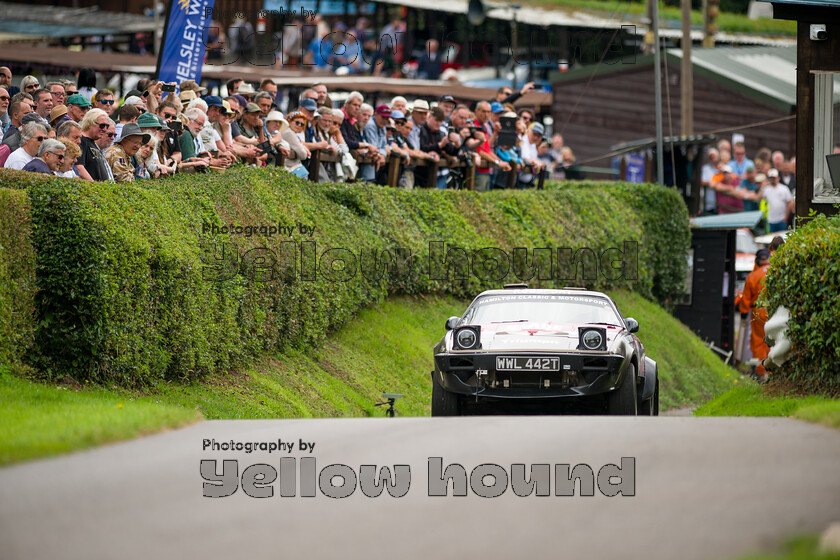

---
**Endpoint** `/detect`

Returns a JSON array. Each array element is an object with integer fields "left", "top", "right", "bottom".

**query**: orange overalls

[{"left": 738, "top": 264, "right": 770, "bottom": 375}]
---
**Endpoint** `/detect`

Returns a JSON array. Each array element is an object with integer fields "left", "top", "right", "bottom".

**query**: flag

[{"left": 156, "top": 0, "right": 216, "bottom": 85}]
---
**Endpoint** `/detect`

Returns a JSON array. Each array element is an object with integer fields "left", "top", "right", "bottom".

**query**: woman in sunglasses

[{"left": 281, "top": 111, "right": 311, "bottom": 178}]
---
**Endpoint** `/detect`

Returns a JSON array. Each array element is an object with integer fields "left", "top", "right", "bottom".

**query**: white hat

[
  {"left": 411, "top": 99, "right": 430, "bottom": 112},
  {"left": 265, "top": 110, "right": 288, "bottom": 131},
  {"left": 767, "top": 168, "right": 779, "bottom": 178},
  {"left": 237, "top": 83, "right": 255, "bottom": 94},
  {"left": 124, "top": 95, "right": 145, "bottom": 106}
]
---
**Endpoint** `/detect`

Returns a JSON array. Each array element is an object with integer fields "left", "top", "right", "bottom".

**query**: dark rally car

[{"left": 431, "top": 286, "right": 659, "bottom": 416}]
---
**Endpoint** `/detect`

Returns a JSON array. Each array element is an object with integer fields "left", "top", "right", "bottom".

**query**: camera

[
  {"left": 168, "top": 121, "right": 183, "bottom": 134},
  {"left": 257, "top": 140, "right": 279, "bottom": 156},
  {"left": 810, "top": 24, "right": 828, "bottom": 41},
  {"left": 161, "top": 83, "right": 177, "bottom": 92},
  {"left": 497, "top": 115, "right": 518, "bottom": 146}
]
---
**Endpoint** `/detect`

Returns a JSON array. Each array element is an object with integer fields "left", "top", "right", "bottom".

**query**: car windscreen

[{"left": 461, "top": 294, "right": 622, "bottom": 326}]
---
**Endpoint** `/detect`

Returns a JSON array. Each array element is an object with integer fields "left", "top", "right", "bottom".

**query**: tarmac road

[{"left": 2, "top": 415, "right": 839, "bottom": 560}]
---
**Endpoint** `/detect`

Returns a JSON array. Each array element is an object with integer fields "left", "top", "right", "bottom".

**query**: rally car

[{"left": 431, "top": 286, "right": 659, "bottom": 416}]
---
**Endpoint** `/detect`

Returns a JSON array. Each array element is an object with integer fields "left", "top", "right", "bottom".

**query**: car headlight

[
  {"left": 578, "top": 327, "right": 607, "bottom": 351},
  {"left": 454, "top": 326, "right": 481, "bottom": 350}
]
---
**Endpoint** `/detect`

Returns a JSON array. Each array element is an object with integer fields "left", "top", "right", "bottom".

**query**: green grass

[
  {"left": 2, "top": 291, "right": 737, "bottom": 465},
  {"left": 610, "top": 291, "right": 738, "bottom": 409},
  {"left": 527, "top": 0, "right": 797, "bottom": 35},
  {"left": 734, "top": 535, "right": 840, "bottom": 560},
  {"left": 0, "top": 369, "right": 201, "bottom": 465},
  {"left": 695, "top": 384, "right": 840, "bottom": 429}
]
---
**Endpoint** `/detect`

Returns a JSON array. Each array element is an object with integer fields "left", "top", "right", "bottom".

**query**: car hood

[{"left": 470, "top": 321, "right": 623, "bottom": 352}]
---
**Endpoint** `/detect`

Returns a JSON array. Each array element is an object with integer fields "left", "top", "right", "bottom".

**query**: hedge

[
  {"left": 0, "top": 167, "right": 690, "bottom": 386},
  {"left": 762, "top": 213, "right": 840, "bottom": 393}
]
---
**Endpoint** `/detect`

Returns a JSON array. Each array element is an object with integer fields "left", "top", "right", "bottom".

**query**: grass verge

[
  {"left": 694, "top": 384, "right": 840, "bottom": 429},
  {"left": 0, "top": 368, "right": 201, "bottom": 466},
  {"left": 733, "top": 534, "right": 840, "bottom": 560},
  {"left": 2, "top": 291, "right": 736, "bottom": 465}
]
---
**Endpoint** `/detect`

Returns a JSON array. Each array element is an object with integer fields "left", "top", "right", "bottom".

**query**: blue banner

[{"left": 156, "top": 0, "right": 216, "bottom": 85}]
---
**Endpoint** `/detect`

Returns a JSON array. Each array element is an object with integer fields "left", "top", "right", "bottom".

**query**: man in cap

[
  {"left": 738, "top": 248, "right": 772, "bottom": 382},
  {"left": 763, "top": 168, "right": 793, "bottom": 232},
  {"left": 66, "top": 94, "right": 91, "bottom": 123},
  {"left": 437, "top": 95, "right": 456, "bottom": 120},
  {"left": 105, "top": 122, "right": 150, "bottom": 182},
  {"left": 298, "top": 97, "right": 329, "bottom": 153},
  {"left": 519, "top": 122, "right": 547, "bottom": 181},
  {"left": 406, "top": 99, "right": 429, "bottom": 149}
]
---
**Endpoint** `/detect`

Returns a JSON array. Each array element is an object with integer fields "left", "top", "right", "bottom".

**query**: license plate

[{"left": 496, "top": 356, "right": 560, "bottom": 371}]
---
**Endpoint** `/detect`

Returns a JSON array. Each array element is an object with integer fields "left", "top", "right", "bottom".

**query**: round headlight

[
  {"left": 456, "top": 328, "right": 478, "bottom": 349},
  {"left": 582, "top": 330, "right": 603, "bottom": 350}
]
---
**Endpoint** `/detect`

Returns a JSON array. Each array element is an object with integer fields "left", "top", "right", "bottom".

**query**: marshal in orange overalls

[{"left": 738, "top": 263, "right": 770, "bottom": 375}]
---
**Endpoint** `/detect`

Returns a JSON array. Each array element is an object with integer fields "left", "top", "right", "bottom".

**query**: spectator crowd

[
  {"left": 700, "top": 138, "right": 797, "bottom": 232},
  {"left": 0, "top": 68, "right": 578, "bottom": 190}
]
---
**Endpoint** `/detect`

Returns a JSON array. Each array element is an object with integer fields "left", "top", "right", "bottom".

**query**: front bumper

[{"left": 434, "top": 351, "right": 627, "bottom": 399}]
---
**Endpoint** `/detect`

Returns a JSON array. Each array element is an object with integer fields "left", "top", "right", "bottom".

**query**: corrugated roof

[
  {"left": 670, "top": 46, "right": 840, "bottom": 111},
  {"left": 690, "top": 211, "right": 764, "bottom": 229}
]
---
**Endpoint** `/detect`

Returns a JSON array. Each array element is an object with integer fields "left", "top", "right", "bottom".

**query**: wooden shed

[{"left": 550, "top": 46, "right": 839, "bottom": 182}]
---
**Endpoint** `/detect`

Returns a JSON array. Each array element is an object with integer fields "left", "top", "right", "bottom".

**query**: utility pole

[
  {"left": 681, "top": 0, "right": 694, "bottom": 136},
  {"left": 653, "top": 0, "right": 664, "bottom": 185}
]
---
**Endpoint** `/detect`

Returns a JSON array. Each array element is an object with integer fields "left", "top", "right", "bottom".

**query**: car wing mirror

[
  {"left": 625, "top": 317, "right": 639, "bottom": 334},
  {"left": 445, "top": 316, "right": 460, "bottom": 331}
]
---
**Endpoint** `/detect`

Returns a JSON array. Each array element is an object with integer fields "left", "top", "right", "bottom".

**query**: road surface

[{"left": 2, "top": 416, "right": 839, "bottom": 560}]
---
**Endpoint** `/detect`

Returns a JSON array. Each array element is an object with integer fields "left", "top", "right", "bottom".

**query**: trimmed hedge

[
  {"left": 762, "top": 213, "right": 840, "bottom": 393},
  {"left": 0, "top": 187, "right": 35, "bottom": 372},
  {"left": 0, "top": 167, "right": 689, "bottom": 386}
]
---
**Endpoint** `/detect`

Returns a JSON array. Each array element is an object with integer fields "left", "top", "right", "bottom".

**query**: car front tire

[
  {"left": 431, "top": 375, "right": 461, "bottom": 416},
  {"left": 608, "top": 363, "right": 638, "bottom": 415}
]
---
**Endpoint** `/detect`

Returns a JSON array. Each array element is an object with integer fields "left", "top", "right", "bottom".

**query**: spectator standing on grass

[
  {"left": 22, "top": 138, "right": 65, "bottom": 175},
  {"left": 739, "top": 248, "right": 771, "bottom": 383}
]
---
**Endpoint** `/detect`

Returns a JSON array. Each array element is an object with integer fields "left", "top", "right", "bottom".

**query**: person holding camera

[{"left": 416, "top": 107, "right": 458, "bottom": 189}]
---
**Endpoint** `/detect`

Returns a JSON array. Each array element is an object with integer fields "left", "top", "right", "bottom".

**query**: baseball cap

[
  {"left": 755, "top": 173, "right": 767, "bottom": 183},
  {"left": 438, "top": 95, "right": 456, "bottom": 104},
  {"left": 66, "top": 94, "right": 91, "bottom": 107},
  {"left": 137, "top": 112, "right": 162, "bottom": 128},
  {"left": 756, "top": 248, "right": 771, "bottom": 262},
  {"left": 767, "top": 168, "right": 779, "bottom": 178},
  {"left": 390, "top": 109, "right": 406, "bottom": 120},
  {"left": 490, "top": 101, "right": 505, "bottom": 114},
  {"left": 244, "top": 102, "right": 262, "bottom": 113},
  {"left": 411, "top": 99, "right": 429, "bottom": 112},
  {"left": 375, "top": 104, "right": 392, "bottom": 116},
  {"left": 124, "top": 95, "right": 145, "bottom": 107},
  {"left": 232, "top": 94, "right": 248, "bottom": 108},
  {"left": 300, "top": 98, "right": 317, "bottom": 111},
  {"left": 203, "top": 95, "right": 224, "bottom": 108},
  {"left": 531, "top": 122, "right": 545, "bottom": 136},
  {"left": 722, "top": 165, "right": 733, "bottom": 173},
  {"left": 221, "top": 100, "right": 235, "bottom": 116}
]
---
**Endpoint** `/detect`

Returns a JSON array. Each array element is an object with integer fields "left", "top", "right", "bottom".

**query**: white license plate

[{"left": 496, "top": 356, "right": 561, "bottom": 371}]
